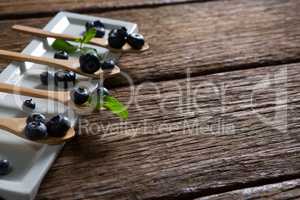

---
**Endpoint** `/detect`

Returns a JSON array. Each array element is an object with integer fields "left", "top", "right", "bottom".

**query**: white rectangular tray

[{"left": 0, "top": 12, "right": 138, "bottom": 200}]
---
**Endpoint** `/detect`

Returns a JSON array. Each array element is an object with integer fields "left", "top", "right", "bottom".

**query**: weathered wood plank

[
  {"left": 0, "top": 0, "right": 198, "bottom": 18},
  {"left": 0, "top": 0, "right": 300, "bottom": 86},
  {"left": 36, "top": 62, "right": 300, "bottom": 199},
  {"left": 198, "top": 179, "right": 300, "bottom": 200}
]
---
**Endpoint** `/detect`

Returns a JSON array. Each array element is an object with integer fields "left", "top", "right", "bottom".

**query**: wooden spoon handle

[
  {"left": 13, "top": 25, "right": 78, "bottom": 41},
  {"left": 0, "top": 82, "right": 69, "bottom": 103},
  {"left": 0, "top": 49, "right": 72, "bottom": 71}
]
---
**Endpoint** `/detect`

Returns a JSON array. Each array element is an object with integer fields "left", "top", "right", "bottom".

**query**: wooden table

[{"left": 1, "top": 0, "right": 300, "bottom": 199}]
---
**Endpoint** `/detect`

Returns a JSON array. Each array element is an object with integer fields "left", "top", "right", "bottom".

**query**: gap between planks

[{"left": 197, "top": 178, "right": 300, "bottom": 200}]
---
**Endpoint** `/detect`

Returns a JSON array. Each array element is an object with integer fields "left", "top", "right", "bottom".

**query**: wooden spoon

[
  {"left": 0, "top": 82, "right": 100, "bottom": 114},
  {"left": 0, "top": 117, "right": 75, "bottom": 145},
  {"left": 0, "top": 49, "right": 120, "bottom": 79},
  {"left": 12, "top": 25, "right": 149, "bottom": 53}
]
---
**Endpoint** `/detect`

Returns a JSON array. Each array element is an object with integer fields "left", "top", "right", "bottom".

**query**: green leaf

[
  {"left": 103, "top": 96, "right": 128, "bottom": 120},
  {"left": 51, "top": 39, "right": 78, "bottom": 53},
  {"left": 86, "top": 90, "right": 128, "bottom": 120},
  {"left": 82, "top": 28, "right": 97, "bottom": 44},
  {"left": 74, "top": 38, "right": 82, "bottom": 43}
]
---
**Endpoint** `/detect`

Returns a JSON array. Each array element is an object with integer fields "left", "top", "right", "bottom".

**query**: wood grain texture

[
  {"left": 0, "top": 0, "right": 198, "bottom": 18},
  {"left": 198, "top": 179, "right": 300, "bottom": 200},
  {"left": 36, "top": 62, "right": 300, "bottom": 200},
  {"left": 0, "top": 0, "right": 300, "bottom": 87}
]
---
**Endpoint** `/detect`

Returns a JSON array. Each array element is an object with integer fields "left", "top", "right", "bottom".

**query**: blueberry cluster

[
  {"left": 24, "top": 113, "right": 71, "bottom": 141},
  {"left": 86, "top": 20, "right": 145, "bottom": 50},
  {"left": 108, "top": 27, "right": 145, "bottom": 50},
  {"left": 40, "top": 51, "right": 76, "bottom": 88},
  {"left": 79, "top": 53, "right": 115, "bottom": 74}
]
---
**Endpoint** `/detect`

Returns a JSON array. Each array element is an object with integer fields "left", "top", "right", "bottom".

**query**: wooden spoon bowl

[{"left": 0, "top": 117, "right": 75, "bottom": 145}]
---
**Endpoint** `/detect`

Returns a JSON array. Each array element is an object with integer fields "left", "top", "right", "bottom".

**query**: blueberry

[
  {"left": 85, "top": 20, "right": 105, "bottom": 38},
  {"left": 86, "top": 20, "right": 104, "bottom": 29},
  {"left": 71, "top": 87, "right": 90, "bottom": 105},
  {"left": 64, "top": 71, "right": 76, "bottom": 83},
  {"left": 24, "top": 121, "right": 48, "bottom": 141},
  {"left": 26, "top": 113, "right": 46, "bottom": 124},
  {"left": 93, "top": 20, "right": 104, "bottom": 28},
  {"left": 101, "top": 60, "right": 115, "bottom": 70},
  {"left": 97, "top": 87, "right": 109, "bottom": 97},
  {"left": 95, "top": 27, "right": 105, "bottom": 38},
  {"left": 127, "top": 33, "right": 145, "bottom": 50},
  {"left": 22, "top": 99, "right": 36, "bottom": 111},
  {"left": 54, "top": 70, "right": 76, "bottom": 89},
  {"left": 0, "top": 159, "right": 12, "bottom": 176},
  {"left": 79, "top": 53, "right": 100, "bottom": 74},
  {"left": 46, "top": 115, "right": 71, "bottom": 137},
  {"left": 54, "top": 51, "right": 68, "bottom": 60},
  {"left": 108, "top": 28, "right": 127, "bottom": 49},
  {"left": 40, "top": 71, "right": 54, "bottom": 86},
  {"left": 85, "top": 21, "right": 94, "bottom": 30}
]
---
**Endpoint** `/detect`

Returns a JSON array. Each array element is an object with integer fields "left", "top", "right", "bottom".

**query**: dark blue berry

[
  {"left": 86, "top": 20, "right": 104, "bottom": 29},
  {"left": 64, "top": 71, "right": 76, "bottom": 83},
  {"left": 46, "top": 115, "right": 71, "bottom": 137},
  {"left": 24, "top": 121, "right": 48, "bottom": 141},
  {"left": 101, "top": 60, "right": 115, "bottom": 70},
  {"left": 40, "top": 71, "right": 53, "bottom": 85},
  {"left": 54, "top": 51, "right": 68, "bottom": 60},
  {"left": 26, "top": 113, "right": 46, "bottom": 124},
  {"left": 95, "top": 27, "right": 105, "bottom": 38},
  {"left": 22, "top": 99, "right": 36, "bottom": 111},
  {"left": 97, "top": 87, "right": 109, "bottom": 97},
  {"left": 85, "top": 21, "right": 94, "bottom": 30},
  {"left": 54, "top": 70, "right": 76, "bottom": 88},
  {"left": 79, "top": 53, "right": 100, "bottom": 74},
  {"left": 93, "top": 20, "right": 104, "bottom": 28},
  {"left": 127, "top": 33, "right": 145, "bottom": 50},
  {"left": 0, "top": 159, "right": 12, "bottom": 176},
  {"left": 108, "top": 28, "right": 127, "bottom": 49},
  {"left": 71, "top": 87, "right": 90, "bottom": 105}
]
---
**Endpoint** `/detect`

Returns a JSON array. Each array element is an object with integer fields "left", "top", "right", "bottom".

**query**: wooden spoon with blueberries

[
  {"left": 0, "top": 49, "right": 120, "bottom": 79},
  {"left": 12, "top": 24, "right": 149, "bottom": 53},
  {"left": 0, "top": 82, "right": 104, "bottom": 114},
  {"left": 0, "top": 113, "right": 75, "bottom": 145}
]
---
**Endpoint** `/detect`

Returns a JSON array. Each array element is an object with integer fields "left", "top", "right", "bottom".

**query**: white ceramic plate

[{"left": 0, "top": 12, "right": 138, "bottom": 200}]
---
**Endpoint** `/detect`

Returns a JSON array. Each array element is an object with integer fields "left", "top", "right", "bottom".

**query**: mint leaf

[
  {"left": 103, "top": 96, "right": 128, "bottom": 120},
  {"left": 51, "top": 39, "right": 78, "bottom": 53},
  {"left": 82, "top": 28, "right": 96, "bottom": 44}
]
